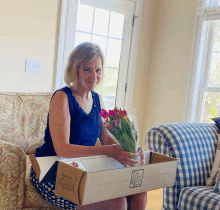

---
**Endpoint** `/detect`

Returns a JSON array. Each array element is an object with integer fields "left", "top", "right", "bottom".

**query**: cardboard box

[{"left": 30, "top": 151, "right": 178, "bottom": 205}]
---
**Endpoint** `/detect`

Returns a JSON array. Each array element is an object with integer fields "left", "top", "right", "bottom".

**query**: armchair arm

[
  {"left": 0, "top": 140, "right": 26, "bottom": 210},
  {"left": 145, "top": 123, "right": 218, "bottom": 209}
]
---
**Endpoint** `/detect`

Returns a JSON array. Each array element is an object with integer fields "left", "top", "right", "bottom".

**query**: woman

[{"left": 31, "top": 42, "right": 147, "bottom": 210}]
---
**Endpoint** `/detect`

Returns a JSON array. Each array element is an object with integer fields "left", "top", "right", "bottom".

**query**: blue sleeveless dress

[
  {"left": 35, "top": 86, "right": 101, "bottom": 157},
  {"left": 30, "top": 86, "right": 101, "bottom": 210}
]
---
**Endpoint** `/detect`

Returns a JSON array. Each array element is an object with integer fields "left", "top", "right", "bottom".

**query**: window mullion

[
  {"left": 202, "top": 87, "right": 220, "bottom": 92},
  {"left": 90, "top": 7, "right": 96, "bottom": 42},
  {"left": 196, "top": 21, "right": 216, "bottom": 122},
  {"left": 201, "top": 22, "right": 215, "bottom": 88},
  {"left": 196, "top": 90, "right": 206, "bottom": 122}
]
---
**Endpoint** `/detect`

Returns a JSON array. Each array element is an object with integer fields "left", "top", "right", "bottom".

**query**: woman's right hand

[{"left": 104, "top": 144, "right": 139, "bottom": 167}]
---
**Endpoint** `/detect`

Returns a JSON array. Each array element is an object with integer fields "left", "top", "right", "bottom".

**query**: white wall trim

[
  {"left": 56, "top": 0, "right": 69, "bottom": 90},
  {"left": 124, "top": 0, "right": 143, "bottom": 111},
  {"left": 56, "top": 0, "right": 79, "bottom": 89}
]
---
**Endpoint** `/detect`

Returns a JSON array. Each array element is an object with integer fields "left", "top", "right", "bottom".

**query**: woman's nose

[{"left": 90, "top": 71, "right": 96, "bottom": 80}]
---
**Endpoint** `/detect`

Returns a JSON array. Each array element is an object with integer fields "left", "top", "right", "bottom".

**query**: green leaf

[
  {"left": 121, "top": 119, "right": 131, "bottom": 133},
  {"left": 109, "top": 115, "right": 115, "bottom": 121},
  {"left": 108, "top": 121, "right": 114, "bottom": 128},
  {"left": 119, "top": 133, "right": 136, "bottom": 154},
  {"left": 210, "top": 107, "right": 218, "bottom": 117},
  {"left": 122, "top": 118, "right": 135, "bottom": 141}
]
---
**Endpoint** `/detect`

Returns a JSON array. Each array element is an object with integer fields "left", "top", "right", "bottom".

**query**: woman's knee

[
  {"left": 113, "top": 196, "right": 127, "bottom": 210},
  {"left": 131, "top": 192, "right": 147, "bottom": 204},
  {"left": 141, "top": 191, "right": 147, "bottom": 197},
  {"left": 135, "top": 191, "right": 147, "bottom": 198}
]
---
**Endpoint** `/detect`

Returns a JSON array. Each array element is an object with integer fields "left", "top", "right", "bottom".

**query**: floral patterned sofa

[{"left": 0, "top": 91, "right": 101, "bottom": 210}]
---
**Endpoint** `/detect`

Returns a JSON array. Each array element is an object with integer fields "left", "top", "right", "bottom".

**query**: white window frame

[
  {"left": 184, "top": 3, "right": 220, "bottom": 122},
  {"left": 55, "top": 0, "right": 143, "bottom": 111}
]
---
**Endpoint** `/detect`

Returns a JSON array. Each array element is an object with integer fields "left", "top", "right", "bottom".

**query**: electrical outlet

[{"left": 25, "top": 60, "right": 41, "bottom": 73}]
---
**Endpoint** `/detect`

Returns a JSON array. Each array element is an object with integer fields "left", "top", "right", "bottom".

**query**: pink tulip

[
  {"left": 118, "top": 109, "right": 127, "bottom": 118},
  {"left": 99, "top": 109, "right": 109, "bottom": 119},
  {"left": 113, "top": 119, "right": 119, "bottom": 127},
  {"left": 109, "top": 110, "right": 117, "bottom": 117},
  {"left": 114, "top": 107, "right": 120, "bottom": 112}
]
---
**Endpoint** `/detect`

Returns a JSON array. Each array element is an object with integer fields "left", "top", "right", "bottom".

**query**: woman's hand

[
  {"left": 104, "top": 144, "right": 139, "bottom": 167},
  {"left": 137, "top": 146, "right": 145, "bottom": 165}
]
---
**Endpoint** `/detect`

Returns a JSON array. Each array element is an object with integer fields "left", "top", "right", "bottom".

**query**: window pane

[
  {"left": 202, "top": 92, "right": 220, "bottom": 122},
  {"left": 106, "top": 39, "right": 122, "bottom": 68},
  {"left": 109, "top": 12, "right": 124, "bottom": 39},
  {"left": 92, "top": 35, "right": 107, "bottom": 56},
  {"left": 76, "top": 4, "right": 94, "bottom": 33},
  {"left": 208, "top": 21, "right": 220, "bottom": 87},
  {"left": 208, "top": 53, "right": 220, "bottom": 87},
  {"left": 93, "top": 8, "right": 109, "bottom": 36},
  {"left": 74, "top": 32, "right": 91, "bottom": 47},
  {"left": 102, "top": 68, "right": 118, "bottom": 96},
  {"left": 95, "top": 68, "right": 118, "bottom": 111},
  {"left": 213, "top": 20, "right": 220, "bottom": 52}
]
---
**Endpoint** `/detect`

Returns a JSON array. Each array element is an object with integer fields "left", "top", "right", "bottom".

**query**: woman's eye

[
  {"left": 84, "top": 69, "right": 90, "bottom": 72},
  {"left": 96, "top": 69, "right": 102, "bottom": 72}
]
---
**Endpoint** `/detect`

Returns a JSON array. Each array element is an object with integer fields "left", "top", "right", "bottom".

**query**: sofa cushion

[
  {"left": 23, "top": 155, "right": 60, "bottom": 209},
  {"left": 178, "top": 186, "right": 220, "bottom": 210},
  {"left": 0, "top": 92, "right": 53, "bottom": 154}
]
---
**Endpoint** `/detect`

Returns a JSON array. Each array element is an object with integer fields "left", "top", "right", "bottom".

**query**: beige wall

[
  {"left": 132, "top": 0, "right": 198, "bottom": 149},
  {"left": 0, "top": 0, "right": 60, "bottom": 92}
]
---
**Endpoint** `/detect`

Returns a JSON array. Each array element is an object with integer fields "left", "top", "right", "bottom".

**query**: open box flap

[
  {"left": 29, "top": 155, "right": 59, "bottom": 182},
  {"left": 40, "top": 161, "right": 58, "bottom": 184},
  {"left": 29, "top": 154, "right": 41, "bottom": 180},
  {"left": 150, "top": 152, "right": 177, "bottom": 164},
  {"left": 79, "top": 172, "right": 87, "bottom": 204},
  {"left": 55, "top": 161, "right": 86, "bottom": 205}
]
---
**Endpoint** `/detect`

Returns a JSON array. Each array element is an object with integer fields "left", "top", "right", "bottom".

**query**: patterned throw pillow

[
  {"left": 206, "top": 132, "right": 220, "bottom": 186},
  {"left": 214, "top": 167, "right": 220, "bottom": 193},
  {"left": 213, "top": 117, "right": 220, "bottom": 131}
]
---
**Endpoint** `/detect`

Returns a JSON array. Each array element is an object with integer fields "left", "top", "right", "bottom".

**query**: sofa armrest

[
  {"left": 0, "top": 140, "right": 26, "bottom": 210},
  {"left": 146, "top": 123, "right": 218, "bottom": 174},
  {"left": 145, "top": 123, "right": 218, "bottom": 209}
]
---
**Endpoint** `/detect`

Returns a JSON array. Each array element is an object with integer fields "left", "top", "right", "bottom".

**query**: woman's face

[{"left": 77, "top": 56, "right": 102, "bottom": 91}]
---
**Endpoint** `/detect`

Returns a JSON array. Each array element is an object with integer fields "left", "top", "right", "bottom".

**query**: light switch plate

[{"left": 25, "top": 60, "right": 41, "bottom": 73}]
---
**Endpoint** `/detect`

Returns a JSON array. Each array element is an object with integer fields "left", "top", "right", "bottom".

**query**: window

[
  {"left": 184, "top": 0, "right": 220, "bottom": 122},
  {"left": 202, "top": 21, "right": 220, "bottom": 122},
  {"left": 56, "top": 0, "right": 143, "bottom": 111},
  {"left": 74, "top": 2, "right": 127, "bottom": 111}
]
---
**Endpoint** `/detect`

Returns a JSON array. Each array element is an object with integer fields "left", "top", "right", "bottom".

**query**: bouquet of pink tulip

[{"left": 99, "top": 107, "right": 138, "bottom": 157}]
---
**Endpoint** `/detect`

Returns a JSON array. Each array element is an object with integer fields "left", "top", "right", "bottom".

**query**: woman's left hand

[{"left": 138, "top": 146, "right": 145, "bottom": 165}]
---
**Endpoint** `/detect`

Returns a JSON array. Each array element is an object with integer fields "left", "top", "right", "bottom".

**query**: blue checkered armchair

[{"left": 145, "top": 123, "right": 220, "bottom": 210}]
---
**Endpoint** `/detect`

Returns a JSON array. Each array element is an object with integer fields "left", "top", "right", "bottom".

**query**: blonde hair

[{"left": 64, "top": 42, "right": 104, "bottom": 89}]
